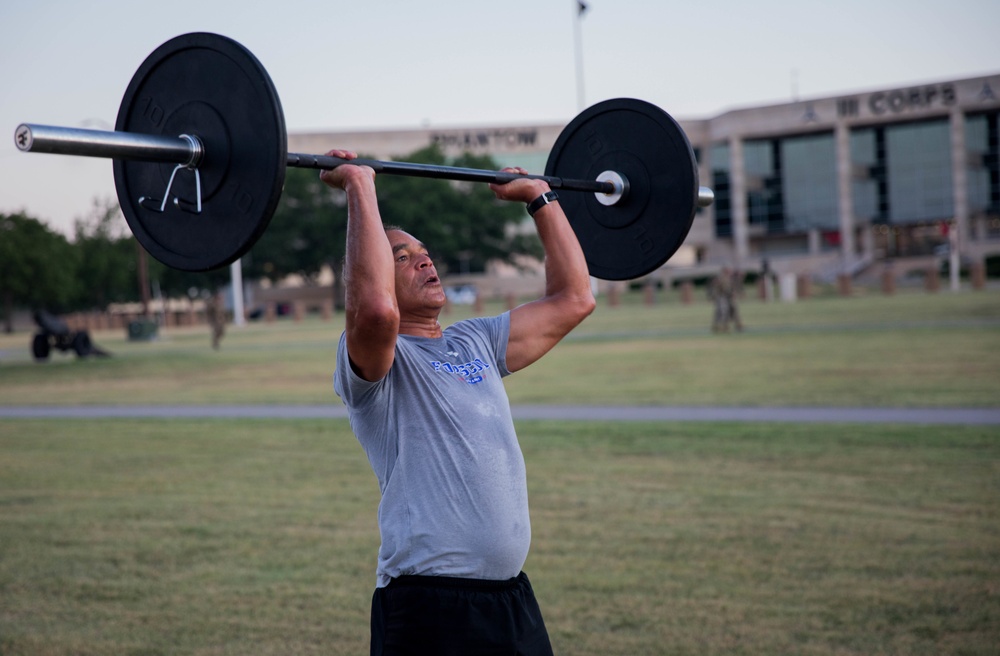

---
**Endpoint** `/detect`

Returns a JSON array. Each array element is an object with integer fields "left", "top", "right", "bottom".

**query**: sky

[{"left": 2, "top": 0, "right": 998, "bottom": 237}]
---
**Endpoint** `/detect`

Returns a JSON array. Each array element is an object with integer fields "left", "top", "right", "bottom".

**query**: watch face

[{"left": 527, "top": 192, "right": 554, "bottom": 216}]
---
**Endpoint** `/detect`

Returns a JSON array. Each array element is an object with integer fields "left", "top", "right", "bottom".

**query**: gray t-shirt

[{"left": 334, "top": 312, "right": 530, "bottom": 588}]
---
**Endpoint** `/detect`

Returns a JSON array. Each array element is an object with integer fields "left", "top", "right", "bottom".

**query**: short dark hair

[{"left": 383, "top": 224, "right": 403, "bottom": 233}]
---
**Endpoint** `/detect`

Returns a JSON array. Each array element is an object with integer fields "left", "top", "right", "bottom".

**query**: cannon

[{"left": 31, "top": 311, "right": 110, "bottom": 361}]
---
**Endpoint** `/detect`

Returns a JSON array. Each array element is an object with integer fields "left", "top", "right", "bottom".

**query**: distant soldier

[
  {"left": 709, "top": 267, "right": 743, "bottom": 333},
  {"left": 205, "top": 291, "right": 226, "bottom": 350},
  {"left": 729, "top": 269, "right": 745, "bottom": 331}
]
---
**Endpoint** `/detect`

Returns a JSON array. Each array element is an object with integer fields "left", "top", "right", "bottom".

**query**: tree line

[{"left": 1, "top": 146, "right": 541, "bottom": 332}]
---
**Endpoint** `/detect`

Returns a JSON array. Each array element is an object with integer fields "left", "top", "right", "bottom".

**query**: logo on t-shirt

[{"left": 429, "top": 358, "right": 491, "bottom": 385}]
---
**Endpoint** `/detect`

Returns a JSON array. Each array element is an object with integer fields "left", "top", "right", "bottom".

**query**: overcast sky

[{"left": 2, "top": 0, "right": 998, "bottom": 236}]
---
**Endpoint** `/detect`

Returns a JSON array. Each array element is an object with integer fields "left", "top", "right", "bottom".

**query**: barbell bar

[
  {"left": 16, "top": 123, "right": 623, "bottom": 197},
  {"left": 13, "top": 32, "right": 713, "bottom": 281},
  {"left": 16, "top": 123, "right": 715, "bottom": 207}
]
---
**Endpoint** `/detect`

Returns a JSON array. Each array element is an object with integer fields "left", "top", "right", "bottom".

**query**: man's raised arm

[
  {"left": 489, "top": 168, "right": 596, "bottom": 373},
  {"left": 320, "top": 150, "right": 398, "bottom": 382}
]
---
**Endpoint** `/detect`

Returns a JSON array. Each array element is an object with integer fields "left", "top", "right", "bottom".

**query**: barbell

[{"left": 14, "top": 32, "right": 713, "bottom": 281}]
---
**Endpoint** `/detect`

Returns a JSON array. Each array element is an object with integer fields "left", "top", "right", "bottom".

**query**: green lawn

[
  {"left": 0, "top": 419, "right": 996, "bottom": 655},
  {"left": 1, "top": 288, "right": 998, "bottom": 654},
  {"left": 1, "top": 288, "right": 998, "bottom": 407}
]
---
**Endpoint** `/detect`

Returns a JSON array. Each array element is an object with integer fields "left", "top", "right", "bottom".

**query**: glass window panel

[
  {"left": 782, "top": 132, "right": 838, "bottom": 231},
  {"left": 743, "top": 140, "right": 777, "bottom": 228},
  {"left": 710, "top": 143, "right": 730, "bottom": 172},
  {"left": 710, "top": 143, "right": 732, "bottom": 237},
  {"left": 744, "top": 141, "right": 773, "bottom": 178},
  {"left": 850, "top": 128, "right": 879, "bottom": 221},
  {"left": 885, "top": 120, "right": 953, "bottom": 223},
  {"left": 966, "top": 115, "right": 988, "bottom": 155},
  {"left": 966, "top": 114, "right": 992, "bottom": 213},
  {"left": 850, "top": 130, "right": 877, "bottom": 166}
]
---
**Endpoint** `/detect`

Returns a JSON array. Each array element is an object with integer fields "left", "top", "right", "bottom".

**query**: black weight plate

[
  {"left": 114, "top": 33, "right": 286, "bottom": 272},
  {"left": 545, "top": 98, "right": 699, "bottom": 281}
]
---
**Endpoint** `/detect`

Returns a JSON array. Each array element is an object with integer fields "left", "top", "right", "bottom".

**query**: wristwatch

[{"left": 526, "top": 191, "right": 559, "bottom": 217}]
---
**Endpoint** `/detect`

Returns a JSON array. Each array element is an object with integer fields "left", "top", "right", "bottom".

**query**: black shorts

[{"left": 370, "top": 571, "right": 553, "bottom": 656}]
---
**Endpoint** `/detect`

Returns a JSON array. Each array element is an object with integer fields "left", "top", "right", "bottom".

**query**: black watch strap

[{"left": 526, "top": 191, "right": 559, "bottom": 217}]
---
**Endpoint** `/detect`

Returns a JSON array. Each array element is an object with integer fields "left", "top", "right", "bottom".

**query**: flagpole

[
  {"left": 574, "top": 1, "right": 597, "bottom": 297},
  {"left": 573, "top": 1, "right": 588, "bottom": 111}
]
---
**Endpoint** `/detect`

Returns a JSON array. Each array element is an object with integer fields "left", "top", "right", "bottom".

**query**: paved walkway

[{"left": 1, "top": 405, "right": 999, "bottom": 425}]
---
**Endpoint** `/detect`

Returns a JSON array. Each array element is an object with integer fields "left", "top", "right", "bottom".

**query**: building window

[
  {"left": 966, "top": 111, "right": 1000, "bottom": 216},
  {"left": 782, "top": 132, "right": 838, "bottom": 231},
  {"left": 852, "top": 119, "right": 953, "bottom": 224},
  {"left": 885, "top": 119, "right": 953, "bottom": 223},
  {"left": 710, "top": 143, "right": 731, "bottom": 237},
  {"left": 741, "top": 132, "right": 837, "bottom": 235},
  {"left": 850, "top": 129, "right": 882, "bottom": 221},
  {"left": 743, "top": 140, "right": 782, "bottom": 233}
]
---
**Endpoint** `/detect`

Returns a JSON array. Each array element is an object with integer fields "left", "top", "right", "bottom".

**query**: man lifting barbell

[{"left": 323, "top": 149, "right": 594, "bottom": 655}]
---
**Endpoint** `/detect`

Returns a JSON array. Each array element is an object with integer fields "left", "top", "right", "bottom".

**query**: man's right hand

[{"left": 319, "top": 149, "right": 376, "bottom": 190}]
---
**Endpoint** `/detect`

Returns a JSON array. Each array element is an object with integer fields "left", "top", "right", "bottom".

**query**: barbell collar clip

[
  {"left": 138, "top": 162, "right": 203, "bottom": 214},
  {"left": 594, "top": 170, "right": 629, "bottom": 206},
  {"left": 698, "top": 186, "right": 715, "bottom": 208}
]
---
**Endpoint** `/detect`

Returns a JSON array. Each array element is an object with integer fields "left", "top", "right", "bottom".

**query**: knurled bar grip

[{"left": 285, "top": 153, "right": 616, "bottom": 194}]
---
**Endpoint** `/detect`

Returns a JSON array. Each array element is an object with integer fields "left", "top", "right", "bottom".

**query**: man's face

[{"left": 386, "top": 229, "right": 446, "bottom": 313}]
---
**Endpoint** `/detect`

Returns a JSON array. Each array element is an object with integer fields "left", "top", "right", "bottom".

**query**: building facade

[{"left": 288, "top": 72, "right": 1000, "bottom": 280}]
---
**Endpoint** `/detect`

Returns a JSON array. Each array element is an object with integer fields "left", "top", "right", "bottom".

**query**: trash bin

[
  {"left": 779, "top": 273, "right": 798, "bottom": 302},
  {"left": 127, "top": 319, "right": 159, "bottom": 341}
]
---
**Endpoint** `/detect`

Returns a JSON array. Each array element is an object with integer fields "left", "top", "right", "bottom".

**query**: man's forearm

[
  {"left": 343, "top": 175, "right": 396, "bottom": 320},
  {"left": 533, "top": 201, "right": 592, "bottom": 302}
]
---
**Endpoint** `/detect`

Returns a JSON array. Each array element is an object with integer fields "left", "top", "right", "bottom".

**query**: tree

[
  {"left": 152, "top": 259, "right": 232, "bottom": 300},
  {"left": 70, "top": 199, "right": 142, "bottom": 310},
  {"left": 245, "top": 167, "right": 346, "bottom": 284},
  {"left": 244, "top": 145, "right": 543, "bottom": 308},
  {"left": 376, "top": 147, "right": 542, "bottom": 275},
  {"left": 0, "top": 212, "right": 79, "bottom": 332}
]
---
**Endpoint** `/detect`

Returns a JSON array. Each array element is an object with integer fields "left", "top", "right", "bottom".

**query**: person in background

[
  {"left": 710, "top": 266, "right": 743, "bottom": 332},
  {"left": 205, "top": 291, "right": 226, "bottom": 350}
]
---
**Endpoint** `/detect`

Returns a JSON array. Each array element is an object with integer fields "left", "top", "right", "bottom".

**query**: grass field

[
  {"left": 1, "top": 288, "right": 998, "bottom": 407},
  {"left": 1, "top": 420, "right": 997, "bottom": 655},
  {"left": 1, "top": 289, "right": 998, "bottom": 654}
]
